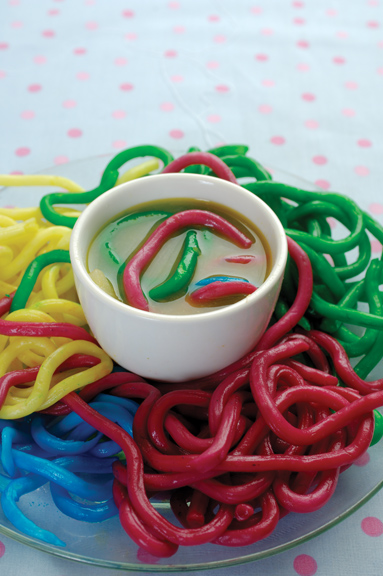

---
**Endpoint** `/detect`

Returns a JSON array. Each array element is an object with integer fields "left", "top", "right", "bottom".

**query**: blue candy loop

[
  {"left": 195, "top": 275, "right": 249, "bottom": 287},
  {"left": 30, "top": 414, "right": 103, "bottom": 455},
  {"left": 50, "top": 483, "right": 118, "bottom": 522},
  {"left": 1, "top": 427, "right": 31, "bottom": 478},
  {"left": 1, "top": 474, "right": 65, "bottom": 547}
]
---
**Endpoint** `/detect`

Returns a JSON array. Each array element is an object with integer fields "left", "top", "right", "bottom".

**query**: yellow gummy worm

[
  {"left": 116, "top": 158, "right": 160, "bottom": 185},
  {"left": 0, "top": 340, "right": 113, "bottom": 418},
  {"left": 0, "top": 246, "right": 14, "bottom": 267},
  {"left": 0, "top": 218, "right": 39, "bottom": 244},
  {"left": 30, "top": 264, "right": 75, "bottom": 305},
  {"left": 0, "top": 337, "right": 57, "bottom": 380},
  {"left": 29, "top": 299, "right": 87, "bottom": 326},
  {"left": 0, "top": 174, "right": 84, "bottom": 192},
  {"left": 0, "top": 215, "right": 17, "bottom": 226},
  {"left": 0, "top": 226, "right": 71, "bottom": 281}
]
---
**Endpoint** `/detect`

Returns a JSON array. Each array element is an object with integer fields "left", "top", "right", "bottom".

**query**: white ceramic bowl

[{"left": 70, "top": 173, "right": 287, "bottom": 382}]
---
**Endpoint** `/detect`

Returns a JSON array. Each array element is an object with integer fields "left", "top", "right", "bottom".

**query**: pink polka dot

[
  {"left": 63, "top": 99, "right": 76, "bottom": 108},
  {"left": 84, "top": 0, "right": 95, "bottom": 4},
  {"left": 215, "top": 84, "right": 229, "bottom": 92},
  {"left": 312, "top": 155, "right": 327, "bottom": 165},
  {"left": 355, "top": 165, "right": 370, "bottom": 176},
  {"left": 112, "top": 140, "right": 127, "bottom": 149},
  {"left": 76, "top": 71, "right": 90, "bottom": 80},
  {"left": 115, "top": 57, "right": 127, "bottom": 66},
  {"left": 173, "top": 25, "right": 185, "bottom": 33},
  {"left": 207, "top": 114, "right": 221, "bottom": 123},
  {"left": 293, "top": 1, "right": 305, "bottom": 6},
  {"left": 28, "top": 83, "right": 42, "bottom": 92},
  {"left": 297, "top": 62, "right": 310, "bottom": 71},
  {"left": 327, "top": 8, "right": 337, "bottom": 16},
  {"left": 20, "top": 110, "right": 35, "bottom": 119},
  {"left": 74, "top": 47, "right": 86, "bottom": 55},
  {"left": 369, "top": 202, "right": 383, "bottom": 214},
  {"left": 120, "top": 82, "right": 134, "bottom": 91},
  {"left": 169, "top": 129, "right": 184, "bottom": 139},
  {"left": 170, "top": 75, "right": 183, "bottom": 83},
  {"left": 342, "top": 108, "right": 355, "bottom": 116},
  {"left": 297, "top": 39, "right": 310, "bottom": 48},
  {"left": 207, "top": 61, "right": 219, "bottom": 69},
  {"left": 259, "top": 104, "right": 272, "bottom": 114},
  {"left": 261, "top": 28, "right": 274, "bottom": 35},
  {"left": 0, "top": 541, "right": 5, "bottom": 558},
  {"left": 294, "top": 17, "right": 306, "bottom": 25},
  {"left": 378, "top": 40, "right": 383, "bottom": 47},
  {"left": 214, "top": 35, "right": 227, "bottom": 43},
  {"left": 48, "top": 8, "right": 60, "bottom": 15},
  {"left": 293, "top": 554, "right": 317, "bottom": 576},
  {"left": 368, "top": 0, "right": 379, "bottom": 5},
  {"left": 208, "top": 15, "right": 220, "bottom": 22},
  {"left": 358, "top": 138, "right": 372, "bottom": 147},
  {"left": 164, "top": 49, "right": 177, "bottom": 58},
  {"left": 354, "top": 451, "right": 371, "bottom": 466},
  {"left": 327, "top": 217, "right": 337, "bottom": 229},
  {"left": 270, "top": 135, "right": 285, "bottom": 145},
  {"left": 371, "top": 240, "right": 382, "bottom": 253},
  {"left": 42, "top": 29, "right": 55, "bottom": 38},
  {"left": 302, "top": 92, "right": 316, "bottom": 102},
  {"left": 11, "top": 20, "right": 23, "bottom": 28},
  {"left": 337, "top": 30, "right": 348, "bottom": 38},
  {"left": 255, "top": 53, "right": 269, "bottom": 61},
  {"left": 54, "top": 155, "right": 69, "bottom": 165},
  {"left": 361, "top": 516, "right": 383, "bottom": 536},
  {"left": 262, "top": 79, "right": 275, "bottom": 87},
  {"left": 160, "top": 102, "right": 174, "bottom": 111},
  {"left": 168, "top": 1, "right": 180, "bottom": 8},
  {"left": 67, "top": 128, "right": 82, "bottom": 138},
  {"left": 85, "top": 21, "right": 98, "bottom": 30},
  {"left": 34, "top": 55, "right": 47, "bottom": 64},
  {"left": 125, "top": 32, "right": 137, "bottom": 41},
  {"left": 112, "top": 110, "right": 126, "bottom": 119},
  {"left": 0, "top": 43, "right": 9, "bottom": 50},
  {"left": 345, "top": 80, "right": 358, "bottom": 89},
  {"left": 305, "top": 119, "right": 319, "bottom": 129},
  {"left": 315, "top": 179, "right": 330, "bottom": 190},
  {"left": 9, "top": 0, "right": 20, "bottom": 4},
  {"left": 122, "top": 9, "right": 134, "bottom": 18},
  {"left": 378, "top": 67, "right": 383, "bottom": 75},
  {"left": 0, "top": 70, "right": 6, "bottom": 78},
  {"left": 251, "top": 6, "right": 262, "bottom": 14},
  {"left": 15, "top": 147, "right": 31, "bottom": 157},
  {"left": 9, "top": 172, "right": 22, "bottom": 176},
  {"left": 367, "top": 20, "right": 380, "bottom": 28},
  {"left": 333, "top": 56, "right": 346, "bottom": 64}
]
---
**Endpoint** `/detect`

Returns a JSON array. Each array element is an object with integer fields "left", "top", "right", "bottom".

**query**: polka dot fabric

[{"left": 1, "top": 1, "right": 383, "bottom": 576}]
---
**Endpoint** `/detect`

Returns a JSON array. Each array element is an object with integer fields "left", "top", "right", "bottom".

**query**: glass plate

[{"left": 0, "top": 154, "right": 382, "bottom": 572}]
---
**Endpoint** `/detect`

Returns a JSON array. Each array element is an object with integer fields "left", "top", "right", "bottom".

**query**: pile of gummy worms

[{"left": 1, "top": 144, "right": 383, "bottom": 558}]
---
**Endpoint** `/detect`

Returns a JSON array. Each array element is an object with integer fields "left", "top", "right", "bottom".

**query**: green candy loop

[
  {"left": 371, "top": 410, "right": 383, "bottom": 447},
  {"left": 40, "top": 145, "right": 174, "bottom": 228},
  {"left": 149, "top": 230, "right": 201, "bottom": 301},
  {"left": 10, "top": 250, "right": 71, "bottom": 312}
]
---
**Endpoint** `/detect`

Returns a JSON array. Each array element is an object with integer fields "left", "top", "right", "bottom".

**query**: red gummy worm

[
  {"left": 161, "top": 151, "right": 238, "bottom": 184},
  {"left": 188, "top": 281, "right": 256, "bottom": 305},
  {"left": 308, "top": 329, "right": 383, "bottom": 394},
  {"left": 0, "top": 354, "right": 100, "bottom": 410},
  {"left": 62, "top": 390, "right": 234, "bottom": 549},
  {"left": 224, "top": 255, "right": 257, "bottom": 264},
  {"left": 0, "top": 317, "right": 97, "bottom": 343},
  {"left": 123, "top": 209, "right": 253, "bottom": 311},
  {"left": 0, "top": 292, "right": 15, "bottom": 316}
]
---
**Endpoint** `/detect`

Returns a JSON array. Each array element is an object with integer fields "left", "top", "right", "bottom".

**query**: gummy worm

[{"left": 122, "top": 210, "right": 253, "bottom": 311}]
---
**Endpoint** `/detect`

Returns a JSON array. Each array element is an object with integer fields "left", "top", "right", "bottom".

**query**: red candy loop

[{"left": 161, "top": 151, "right": 238, "bottom": 184}]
